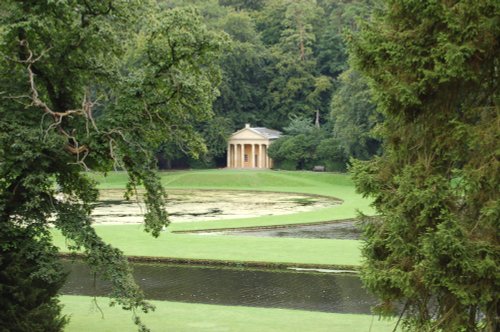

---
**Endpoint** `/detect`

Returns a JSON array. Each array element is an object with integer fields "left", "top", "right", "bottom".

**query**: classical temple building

[{"left": 227, "top": 124, "right": 281, "bottom": 169}]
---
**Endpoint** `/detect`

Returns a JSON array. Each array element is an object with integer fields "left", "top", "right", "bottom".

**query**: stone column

[
  {"left": 259, "top": 144, "right": 264, "bottom": 168},
  {"left": 264, "top": 144, "right": 269, "bottom": 168},
  {"left": 231, "top": 144, "right": 235, "bottom": 168},
  {"left": 266, "top": 145, "right": 270, "bottom": 168},
  {"left": 234, "top": 144, "right": 240, "bottom": 168},
  {"left": 231, "top": 144, "right": 236, "bottom": 168},
  {"left": 251, "top": 144, "right": 255, "bottom": 168},
  {"left": 232, "top": 144, "right": 235, "bottom": 168},
  {"left": 237, "top": 144, "right": 241, "bottom": 168},
  {"left": 240, "top": 144, "right": 245, "bottom": 168},
  {"left": 227, "top": 144, "right": 231, "bottom": 168}
]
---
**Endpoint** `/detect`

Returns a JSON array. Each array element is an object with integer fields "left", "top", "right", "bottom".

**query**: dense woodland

[{"left": 154, "top": 0, "right": 381, "bottom": 170}]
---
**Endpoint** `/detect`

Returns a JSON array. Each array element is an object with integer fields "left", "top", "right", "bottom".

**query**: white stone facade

[{"left": 227, "top": 124, "right": 281, "bottom": 169}]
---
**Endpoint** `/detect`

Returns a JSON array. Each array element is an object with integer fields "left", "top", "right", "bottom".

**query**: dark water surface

[
  {"left": 209, "top": 220, "right": 362, "bottom": 240},
  {"left": 61, "top": 260, "right": 376, "bottom": 314}
]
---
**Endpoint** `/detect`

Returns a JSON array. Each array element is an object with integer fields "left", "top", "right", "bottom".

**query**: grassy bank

[
  {"left": 53, "top": 230, "right": 362, "bottom": 267},
  {"left": 52, "top": 170, "right": 369, "bottom": 267},
  {"left": 61, "top": 295, "right": 396, "bottom": 332}
]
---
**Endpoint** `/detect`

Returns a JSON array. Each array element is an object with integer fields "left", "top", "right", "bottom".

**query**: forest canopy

[{"left": 155, "top": 0, "right": 381, "bottom": 169}]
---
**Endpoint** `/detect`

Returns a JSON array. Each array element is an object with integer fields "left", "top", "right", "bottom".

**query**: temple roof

[
  {"left": 229, "top": 124, "right": 282, "bottom": 141},
  {"left": 250, "top": 127, "right": 282, "bottom": 140}
]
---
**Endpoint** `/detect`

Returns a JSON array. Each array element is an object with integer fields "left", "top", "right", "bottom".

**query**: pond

[
  {"left": 92, "top": 189, "right": 340, "bottom": 224},
  {"left": 61, "top": 260, "right": 376, "bottom": 314}
]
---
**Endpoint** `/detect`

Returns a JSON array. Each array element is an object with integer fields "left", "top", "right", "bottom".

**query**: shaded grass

[{"left": 62, "top": 295, "right": 396, "bottom": 332}]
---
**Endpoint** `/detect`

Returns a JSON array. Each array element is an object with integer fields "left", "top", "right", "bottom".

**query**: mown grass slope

[{"left": 62, "top": 295, "right": 396, "bottom": 332}]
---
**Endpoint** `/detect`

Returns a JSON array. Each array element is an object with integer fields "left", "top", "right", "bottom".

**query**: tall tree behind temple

[
  {"left": 261, "top": 0, "right": 333, "bottom": 128},
  {"left": 214, "top": 11, "right": 273, "bottom": 129}
]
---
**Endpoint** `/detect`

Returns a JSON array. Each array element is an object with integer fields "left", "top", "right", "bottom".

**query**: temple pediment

[{"left": 230, "top": 128, "right": 268, "bottom": 140}]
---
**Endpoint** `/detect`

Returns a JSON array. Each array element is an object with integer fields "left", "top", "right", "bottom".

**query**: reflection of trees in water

[{"left": 61, "top": 260, "right": 375, "bottom": 314}]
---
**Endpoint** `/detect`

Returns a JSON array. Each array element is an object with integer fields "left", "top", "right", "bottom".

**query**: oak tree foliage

[{"left": 0, "top": 1, "right": 225, "bottom": 331}]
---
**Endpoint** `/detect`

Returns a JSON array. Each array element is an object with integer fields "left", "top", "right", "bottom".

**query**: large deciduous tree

[
  {"left": 349, "top": 0, "right": 499, "bottom": 331},
  {"left": 0, "top": 1, "right": 225, "bottom": 331}
]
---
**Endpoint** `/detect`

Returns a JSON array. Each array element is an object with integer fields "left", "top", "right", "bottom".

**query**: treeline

[{"left": 155, "top": 0, "right": 382, "bottom": 170}]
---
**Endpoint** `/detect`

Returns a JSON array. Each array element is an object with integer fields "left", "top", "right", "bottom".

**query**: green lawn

[
  {"left": 52, "top": 170, "right": 370, "bottom": 268},
  {"left": 54, "top": 229, "right": 361, "bottom": 267},
  {"left": 62, "top": 295, "right": 396, "bottom": 332}
]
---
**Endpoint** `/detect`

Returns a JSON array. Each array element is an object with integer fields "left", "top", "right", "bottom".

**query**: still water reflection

[
  {"left": 207, "top": 220, "right": 362, "bottom": 240},
  {"left": 61, "top": 260, "right": 376, "bottom": 314}
]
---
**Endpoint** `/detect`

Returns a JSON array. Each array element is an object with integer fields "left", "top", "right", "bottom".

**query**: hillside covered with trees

[{"left": 154, "top": 0, "right": 382, "bottom": 170}]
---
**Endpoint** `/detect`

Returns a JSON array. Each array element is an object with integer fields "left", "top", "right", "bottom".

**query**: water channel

[
  {"left": 196, "top": 220, "right": 362, "bottom": 240},
  {"left": 61, "top": 260, "right": 376, "bottom": 314}
]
